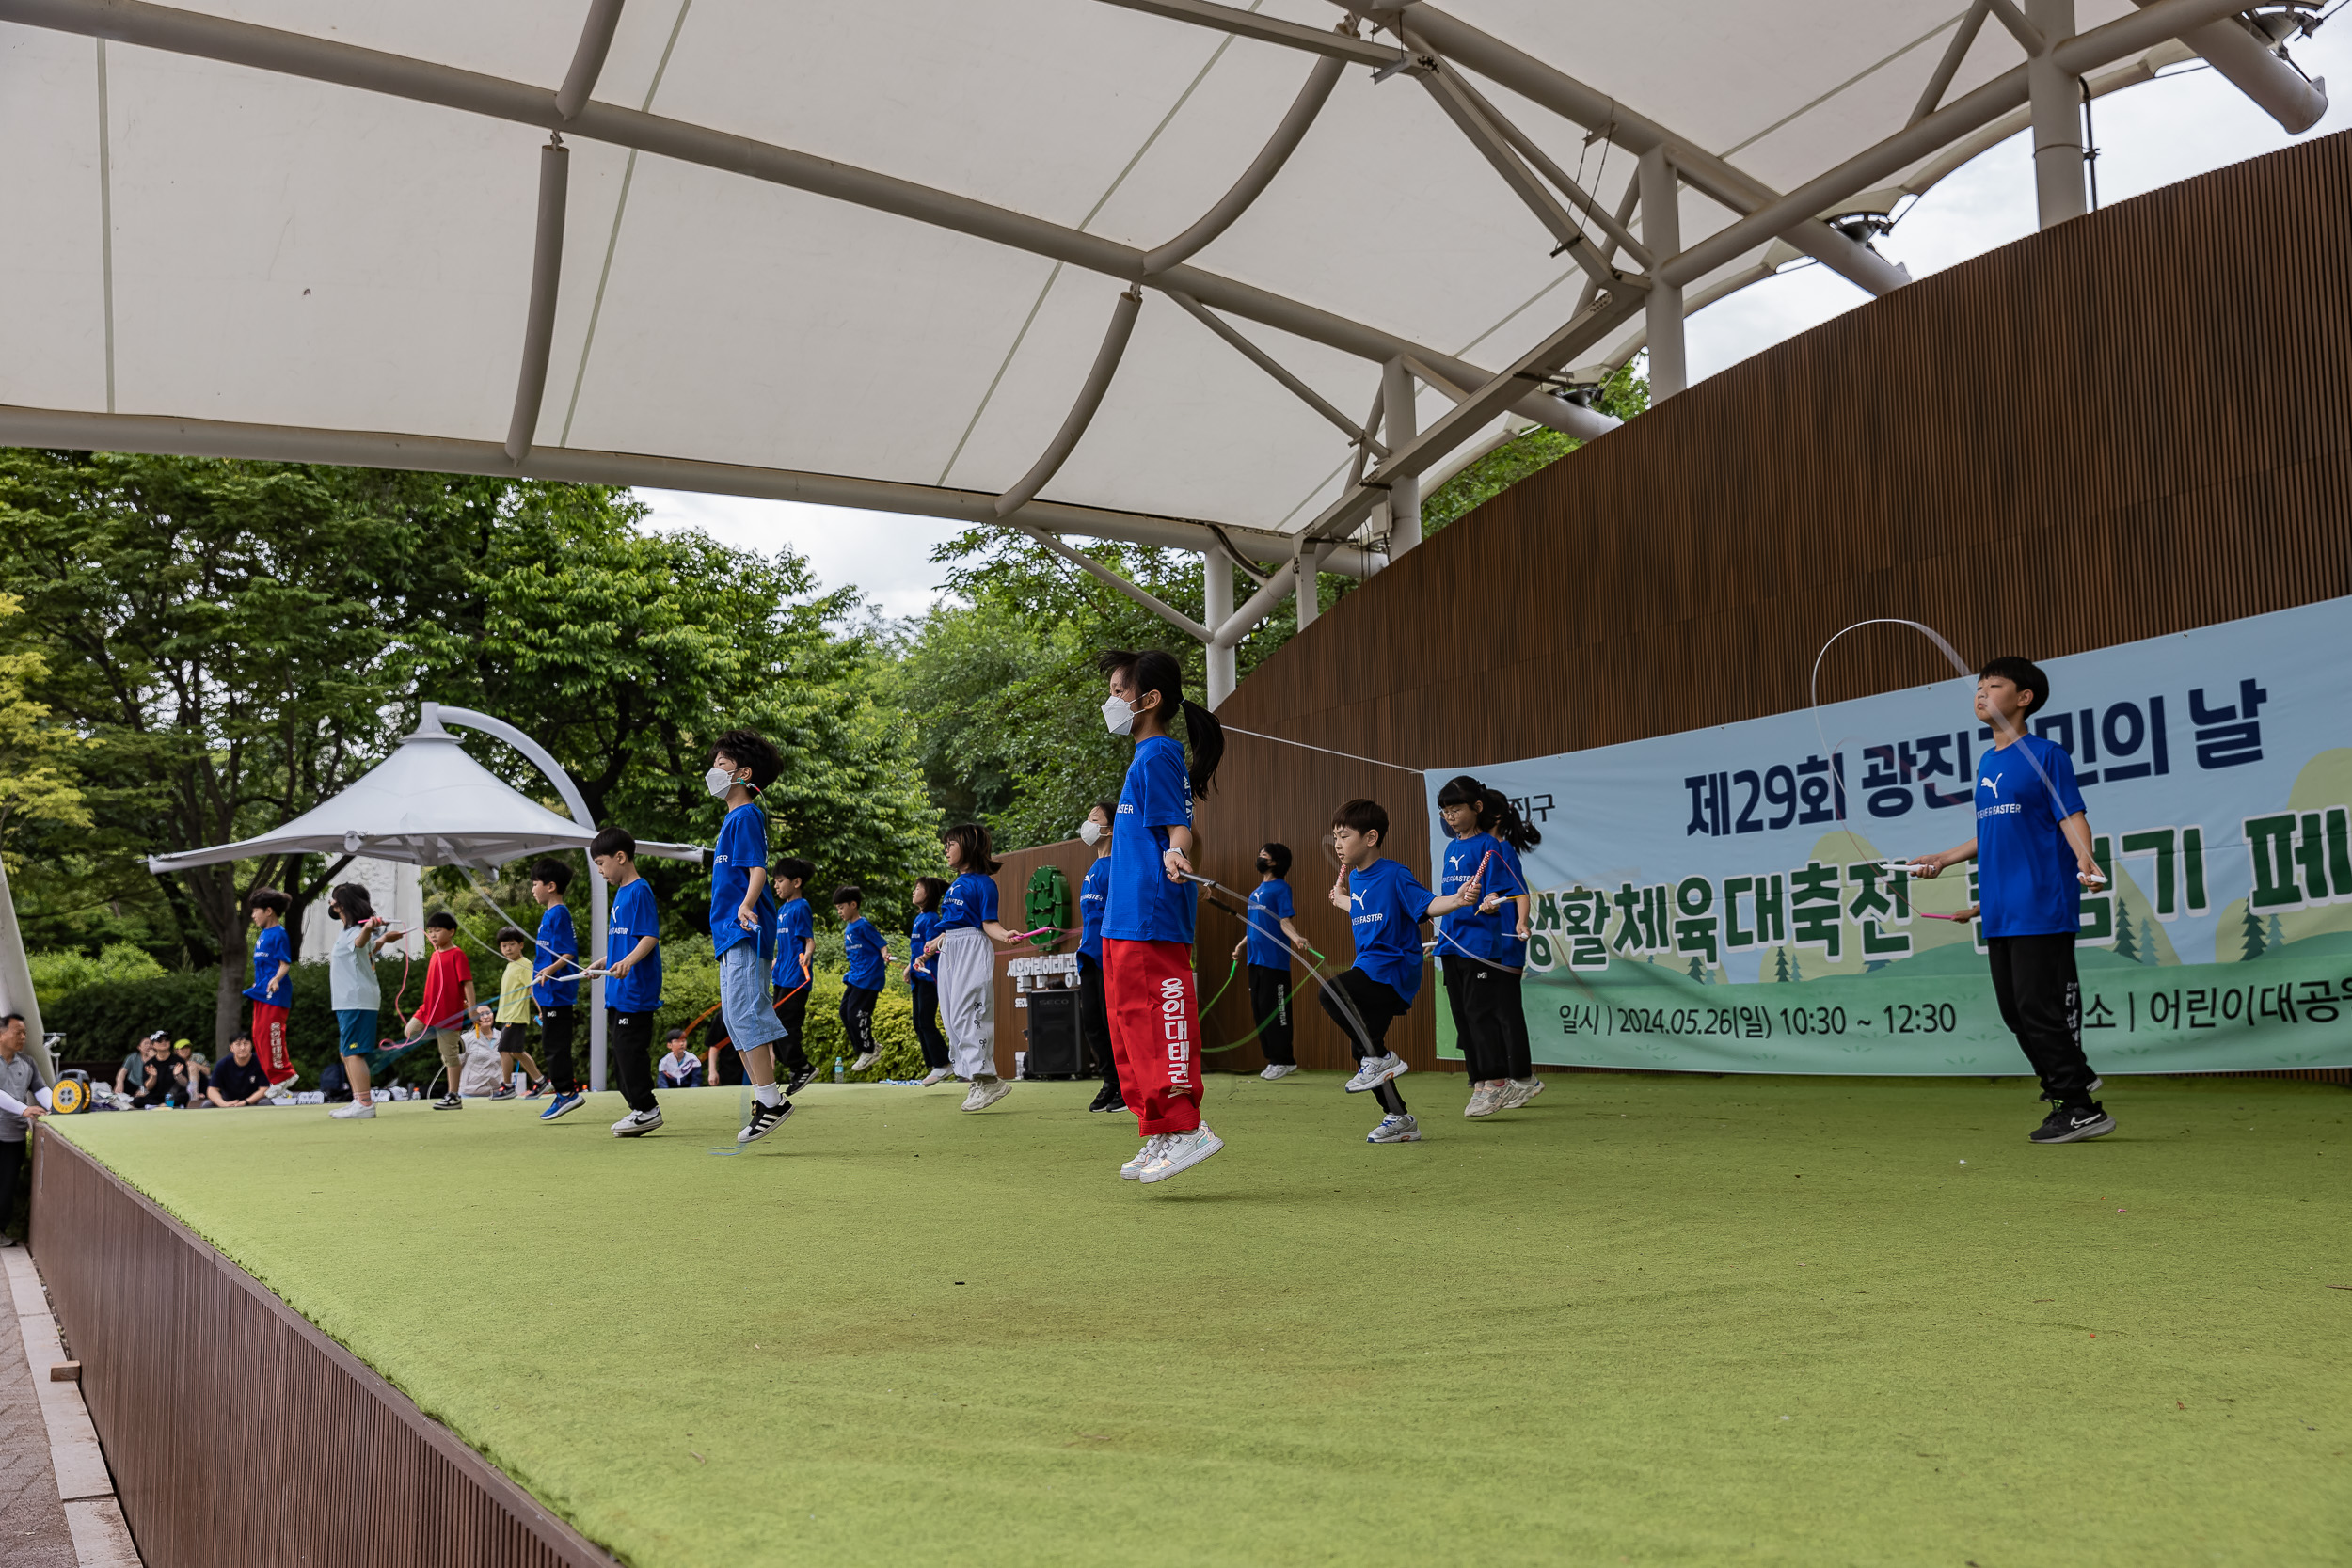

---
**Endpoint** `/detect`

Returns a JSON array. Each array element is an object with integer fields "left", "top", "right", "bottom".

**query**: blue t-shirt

[
  {"left": 1245, "top": 879, "right": 1295, "bottom": 970},
  {"left": 843, "top": 916, "right": 887, "bottom": 990},
  {"left": 771, "top": 897, "right": 813, "bottom": 987},
  {"left": 532, "top": 903, "right": 580, "bottom": 1007},
  {"left": 935, "top": 873, "right": 998, "bottom": 933},
  {"left": 1344, "top": 856, "right": 1436, "bottom": 1004},
  {"left": 606, "top": 878, "right": 662, "bottom": 1013},
  {"left": 1104, "top": 735, "right": 1196, "bottom": 943},
  {"left": 909, "top": 911, "right": 936, "bottom": 979},
  {"left": 244, "top": 924, "right": 292, "bottom": 1006},
  {"left": 1438, "top": 833, "right": 1529, "bottom": 966},
  {"left": 708, "top": 802, "right": 774, "bottom": 960},
  {"left": 1077, "top": 858, "right": 1110, "bottom": 961},
  {"left": 1976, "top": 734, "right": 2089, "bottom": 939}
]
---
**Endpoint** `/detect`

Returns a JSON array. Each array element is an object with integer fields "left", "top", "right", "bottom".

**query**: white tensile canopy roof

[{"left": 0, "top": 0, "right": 2323, "bottom": 579}]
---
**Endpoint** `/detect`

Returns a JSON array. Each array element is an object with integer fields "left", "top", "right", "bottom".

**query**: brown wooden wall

[
  {"left": 989, "top": 838, "right": 1100, "bottom": 1074},
  {"left": 1191, "top": 130, "right": 2352, "bottom": 1078},
  {"left": 27, "top": 1131, "right": 616, "bottom": 1568}
]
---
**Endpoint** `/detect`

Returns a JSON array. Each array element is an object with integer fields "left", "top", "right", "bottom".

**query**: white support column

[
  {"left": 1295, "top": 538, "right": 1321, "bottom": 629},
  {"left": 2026, "top": 0, "right": 2088, "bottom": 228},
  {"left": 1381, "top": 357, "right": 1422, "bottom": 555},
  {"left": 1203, "top": 547, "right": 1235, "bottom": 705},
  {"left": 1638, "top": 146, "right": 1685, "bottom": 400}
]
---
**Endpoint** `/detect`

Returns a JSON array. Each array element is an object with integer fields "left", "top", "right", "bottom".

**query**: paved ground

[{"left": 0, "top": 1249, "right": 78, "bottom": 1568}]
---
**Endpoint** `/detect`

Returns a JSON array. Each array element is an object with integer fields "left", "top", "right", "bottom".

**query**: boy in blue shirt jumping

[
  {"left": 1325, "top": 799, "right": 1484, "bottom": 1144},
  {"left": 529, "top": 859, "right": 586, "bottom": 1121},
  {"left": 592, "top": 827, "right": 666, "bottom": 1138},
  {"left": 834, "top": 883, "right": 891, "bottom": 1073},
  {"left": 771, "top": 857, "right": 818, "bottom": 1095},
  {"left": 707, "top": 730, "right": 791, "bottom": 1143},
  {"left": 1913, "top": 656, "right": 2116, "bottom": 1144}
]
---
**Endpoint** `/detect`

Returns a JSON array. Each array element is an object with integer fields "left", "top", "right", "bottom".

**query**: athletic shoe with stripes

[
  {"left": 739, "top": 1098, "right": 794, "bottom": 1144},
  {"left": 1344, "top": 1053, "right": 1408, "bottom": 1093},
  {"left": 1120, "top": 1135, "right": 1168, "bottom": 1180},
  {"left": 1139, "top": 1125, "right": 1223, "bottom": 1183},
  {"left": 1501, "top": 1077, "right": 1545, "bottom": 1109},
  {"left": 538, "top": 1090, "right": 584, "bottom": 1121},
  {"left": 785, "top": 1062, "right": 819, "bottom": 1097},
  {"left": 1366, "top": 1113, "right": 1422, "bottom": 1144},
  {"left": 1464, "top": 1082, "right": 1507, "bottom": 1117}
]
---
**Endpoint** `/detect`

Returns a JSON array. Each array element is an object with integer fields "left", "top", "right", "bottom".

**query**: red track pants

[
  {"left": 1103, "top": 938, "right": 1201, "bottom": 1137},
  {"left": 251, "top": 1002, "right": 294, "bottom": 1085}
]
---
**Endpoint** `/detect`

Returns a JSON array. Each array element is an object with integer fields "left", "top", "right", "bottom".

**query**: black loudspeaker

[{"left": 1024, "top": 990, "right": 1087, "bottom": 1078}]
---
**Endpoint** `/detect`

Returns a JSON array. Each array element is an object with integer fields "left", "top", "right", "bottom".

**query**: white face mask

[
  {"left": 1078, "top": 818, "right": 1104, "bottom": 847},
  {"left": 1102, "top": 693, "right": 1137, "bottom": 736},
  {"left": 704, "top": 765, "right": 737, "bottom": 800}
]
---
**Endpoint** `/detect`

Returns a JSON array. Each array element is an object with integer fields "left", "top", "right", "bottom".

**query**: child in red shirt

[{"left": 405, "top": 912, "right": 476, "bottom": 1109}]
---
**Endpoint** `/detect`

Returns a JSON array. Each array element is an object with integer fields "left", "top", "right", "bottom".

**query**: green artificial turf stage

[{"left": 49, "top": 1073, "right": 2352, "bottom": 1568}]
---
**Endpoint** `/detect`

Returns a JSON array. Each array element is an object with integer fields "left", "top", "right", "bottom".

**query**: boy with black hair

[
  {"left": 491, "top": 926, "right": 544, "bottom": 1099},
  {"left": 1325, "top": 799, "right": 1484, "bottom": 1144},
  {"left": 834, "top": 883, "right": 890, "bottom": 1074},
  {"left": 592, "top": 827, "right": 666, "bottom": 1137},
  {"left": 1232, "top": 841, "right": 1308, "bottom": 1081},
  {"left": 404, "top": 912, "right": 475, "bottom": 1109},
  {"left": 770, "top": 856, "right": 818, "bottom": 1094},
  {"left": 244, "top": 887, "right": 296, "bottom": 1087},
  {"left": 1075, "top": 800, "right": 1121, "bottom": 1111},
  {"left": 530, "top": 858, "right": 587, "bottom": 1122},
  {"left": 707, "top": 729, "right": 793, "bottom": 1142},
  {"left": 1913, "top": 656, "right": 2116, "bottom": 1144}
]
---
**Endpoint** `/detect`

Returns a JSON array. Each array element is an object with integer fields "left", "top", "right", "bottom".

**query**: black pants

[
  {"left": 608, "top": 1009, "right": 659, "bottom": 1114},
  {"left": 840, "top": 984, "right": 880, "bottom": 1061},
  {"left": 909, "top": 977, "right": 949, "bottom": 1069},
  {"left": 1078, "top": 954, "right": 1120, "bottom": 1098},
  {"left": 1248, "top": 963, "right": 1295, "bottom": 1066},
  {"left": 0, "top": 1138, "right": 23, "bottom": 1240},
  {"left": 1321, "top": 967, "right": 1410, "bottom": 1115},
  {"left": 540, "top": 1006, "right": 579, "bottom": 1093},
  {"left": 495, "top": 1022, "right": 532, "bottom": 1080},
  {"left": 773, "top": 984, "right": 811, "bottom": 1075},
  {"left": 1443, "top": 956, "right": 1531, "bottom": 1082},
  {"left": 1987, "top": 933, "right": 2096, "bottom": 1104}
]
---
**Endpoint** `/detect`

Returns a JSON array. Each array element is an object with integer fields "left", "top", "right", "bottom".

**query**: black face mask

[{"left": 1255, "top": 858, "right": 1273, "bottom": 874}]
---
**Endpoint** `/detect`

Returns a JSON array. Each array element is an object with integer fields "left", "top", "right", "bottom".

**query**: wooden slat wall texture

[
  {"left": 27, "top": 1131, "right": 616, "bottom": 1568},
  {"left": 1186, "top": 131, "right": 2352, "bottom": 1077},
  {"left": 988, "top": 839, "right": 1101, "bottom": 1074}
]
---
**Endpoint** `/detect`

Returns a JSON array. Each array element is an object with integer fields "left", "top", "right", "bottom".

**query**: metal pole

[
  {"left": 1203, "top": 548, "right": 1235, "bottom": 705},
  {"left": 2026, "top": 0, "right": 2088, "bottom": 228},
  {"left": 1638, "top": 147, "right": 1685, "bottom": 401},
  {"left": 1382, "top": 358, "right": 1422, "bottom": 555},
  {"left": 504, "top": 138, "right": 570, "bottom": 465},
  {"left": 1295, "top": 538, "right": 1321, "bottom": 629},
  {"left": 0, "top": 857, "right": 54, "bottom": 1088}
]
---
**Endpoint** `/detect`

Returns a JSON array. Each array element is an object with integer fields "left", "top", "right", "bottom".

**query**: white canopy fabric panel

[{"left": 0, "top": 0, "right": 2291, "bottom": 555}]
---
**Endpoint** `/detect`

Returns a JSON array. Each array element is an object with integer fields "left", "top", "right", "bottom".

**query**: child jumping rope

[
  {"left": 490, "top": 927, "right": 545, "bottom": 1099},
  {"left": 1232, "top": 841, "right": 1309, "bottom": 1081},
  {"left": 771, "top": 857, "right": 818, "bottom": 1095},
  {"left": 1096, "top": 647, "right": 1224, "bottom": 1185},
  {"left": 923, "top": 824, "right": 1023, "bottom": 1111},
  {"left": 1325, "top": 798, "right": 1483, "bottom": 1144},
  {"left": 1433, "top": 774, "right": 1543, "bottom": 1117},
  {"left": 1076, "top": 800, "right": 1123, "bottom": 1113},
  {"left": 834, "top": 883, "right": 890, "bottom": 1073},
  {"left": 906, "top": 877, "right": 952, "bottom": 1086},
  {"left": 707, "top": 730, "right": 793, "bottom": 1143}
]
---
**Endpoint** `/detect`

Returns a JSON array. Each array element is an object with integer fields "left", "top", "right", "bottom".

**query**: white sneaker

[
  {"left": 1259, "top": 1063, "right": 1301, "bottom": 1081},
  {"left": 961, "top": 1076, "right": 1012, "bottom": 1112},
  {"left": 1139, "top": 1125, "right": 1224, "bottom": 1183},
  {"left": 1344, "top": 1053, "right": 1408, "bottom": 1093},
  {"left": 611, "top": 1107, "right": 663, "bottom": 1137},
  {"left": 917, "top": 1068, "right": 954, "bottom": 1086},
  {"left": 1120, "top": 1135, "right": 1167, "bottom": 1179},
  {"left": 1464, "top": 1082, "right": 1507, "bottom": 1117},
  {"left": 1367, "top": 1113, "right": 1421, "bottom": 1143},
  {"left": 850, "top": 1050, "right": 880, "bottom": 1072},
  {"left": 329, "top": 1101, "right": 376, "bottom": 1120},
  {"left": 1502, "top": 1076, "right": 1545, "bottom": 1108}
]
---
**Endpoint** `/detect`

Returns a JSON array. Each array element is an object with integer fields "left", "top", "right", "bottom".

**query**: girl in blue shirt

[
  {"left": 1229, "top": 842, "right": 1308, "bottom": 1080},
  {"left": 1096, "top": 646, "right": 1225, "bottom": 1185},
  {"left": 904, "top": 877, "right": 952, "bottom": 1085},
  {"left": 1074, "top": 800, "right": 1122, "bottom": 1113},
  {"left": 1434, "top": 774, "right": 1543, "bottom": 1119},
  {"left": 921, "top": 823, "right": 1022, "bottom": 1110},
  {"left": 705, "top": 729, "right": 795, "bottom": 1145},
  {"left": 833, "top": 883, "right": 892, "bottom": 1075},
  {"left": 1325, "top": 798, "right": 1485, "bottom": 1145}
]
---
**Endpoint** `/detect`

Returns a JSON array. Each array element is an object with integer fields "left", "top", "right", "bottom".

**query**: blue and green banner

[{"left": 1426, "top": 597, "right": 2352, "bottom": 1075}]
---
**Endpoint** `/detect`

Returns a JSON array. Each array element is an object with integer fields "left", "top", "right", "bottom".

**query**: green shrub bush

[{"left": 28, "top": 943, "right": 167, "bottom": 1010}]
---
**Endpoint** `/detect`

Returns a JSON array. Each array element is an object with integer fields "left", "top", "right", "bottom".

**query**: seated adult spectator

[
  {"left": 167, "top": 1037, "right": 207, "bottom": 1103},
  {"left": 658, "top": 1030, "right": 706, "bottom": 1089},
  {"left": 458, "top": 1005, "right": 506, "bottom": 1097},
  {"left": 206, "top": 1035, "right": 273, "bottom": 1107},
  {"left": 117, "top": 1031, "right": 167, "bottom": 1097},
  {"left": 130, "top": 1034, "right": 183, "bottom": 1107}
]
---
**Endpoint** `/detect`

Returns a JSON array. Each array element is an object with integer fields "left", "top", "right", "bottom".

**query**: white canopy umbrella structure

[
  {"left": 0, "top": 0, "right": 2328, "bottom": 706},
  {"left": 147, "top": 704, "right": 703, "bottom": 1090}
]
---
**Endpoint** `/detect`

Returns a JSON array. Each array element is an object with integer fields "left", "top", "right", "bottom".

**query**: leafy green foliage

[
  {"left": 27, "top": 942, "right": 166, "bottom": 1011},
  {"left": 1422, "top": 367, "right": 1648, "bottom": 538}
]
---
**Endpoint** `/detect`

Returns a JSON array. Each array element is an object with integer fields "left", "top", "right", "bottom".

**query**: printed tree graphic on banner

[
  {"left": 1687, "top": 955, "right": 1708, "bottom": 983},
  {"left": 2240, "top": 905, "right": 2267, "bottom": 961},
  {"left": 1773, "top": 947, "right": 1791, "bottom": 983},
  {"left": 2115, "top": 903, "right": 2139, "bottom": 964},
  {"left": 2267, "top": 914, "right": 2288, "bottom": 952}
]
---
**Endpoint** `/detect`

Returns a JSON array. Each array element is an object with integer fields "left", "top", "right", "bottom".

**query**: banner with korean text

[{"left": 1424, "top": 597, "right": 2352, "bottom": 1074}]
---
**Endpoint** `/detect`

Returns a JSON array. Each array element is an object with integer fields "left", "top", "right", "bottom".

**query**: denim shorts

[
  {"left": 334, "top": 1008, "right": 378, "bottom": 1057},
  {"left": 719, "top": 942, "right": 786, "bottom": 1052}
]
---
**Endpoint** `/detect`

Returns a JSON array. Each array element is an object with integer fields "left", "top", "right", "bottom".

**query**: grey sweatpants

[{"left": 936, "top": 926, "right": 996, "bottom": 1079}]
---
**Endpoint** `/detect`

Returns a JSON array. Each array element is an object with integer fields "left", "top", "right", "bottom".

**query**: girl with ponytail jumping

[
  {"left": 1434, "top": 774, "right": 1545, "bottom": 1117},
  {"left": 1096, "top": 648, "right": 1225, "bottom": 1185},
  {"left": 924, "top": 823, "right": 1024, "bottom": 1111}
]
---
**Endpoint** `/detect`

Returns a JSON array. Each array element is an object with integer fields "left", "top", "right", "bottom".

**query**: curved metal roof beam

[
  {"left": 503, "top": 139, "right": 570, "bottom": 465},
  {"left": 1142, "top": 51, "right": 1346, "bottom": 275},
  {"left": 555, "top": 0, "right": 627, "bottom": 121},
  {"left": 995, "top": 288, "right": 1145, "bottom": 518},
  {"left": 2131, "top": 0, "right": 2326, "bottom": 130},
  {"left": 1164, "top": 289, "right": 1384, "bottom": 454}
]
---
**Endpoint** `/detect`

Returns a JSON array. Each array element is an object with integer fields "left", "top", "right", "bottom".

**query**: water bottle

[{"left": 833, "top": 1056, "right": 845, "bottom": 1083}]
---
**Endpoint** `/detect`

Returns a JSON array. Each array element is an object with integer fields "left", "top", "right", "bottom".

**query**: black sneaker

[
  {"left": 2029, "top": 1101, "right": 2116, "bottom": 1143},
  {"left": 1087, "top": 1085, "right": 1127, "bottom": 1113},
  {"left": 434, "top": 1094, "right": 463, "bottom": 1110},
  {"left": 785, "top": 1062, "right": 819, "bottom": 1097},
  {"left": 739, "top": 1098, "right": 795, "bottom": 1144}
]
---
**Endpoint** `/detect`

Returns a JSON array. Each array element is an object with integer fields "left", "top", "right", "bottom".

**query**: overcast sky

[{"left": 638, "top": 32, "right": 2352, "bottom": 620}]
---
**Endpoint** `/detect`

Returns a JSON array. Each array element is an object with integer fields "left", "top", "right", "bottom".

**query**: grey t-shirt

[
  {"left": 329, "top": 924, "right": 382, "bottom": 1011},
  {"left": 0, "top": 1053, "right": 36, "bottom": 1142}
]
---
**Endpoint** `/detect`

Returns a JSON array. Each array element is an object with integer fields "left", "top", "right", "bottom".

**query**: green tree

[
  {"left": 1772, "top": 946, "right": 1791, "bottom": 983},
  {"left": 0, "top": 592, "right": 89, "bottom": 866},
  {"left": 1421, "top": 365, "right": 1649, "bottom": 537},
  {"left": 2266, "top": 914, "right": 2287, "bottom": 952},
  {"left": 2114, "top": 902, "right": 2139, "bottom": 963},
  {"left": 2239, "top": 905, "right": 2267, "bottom": 961}
]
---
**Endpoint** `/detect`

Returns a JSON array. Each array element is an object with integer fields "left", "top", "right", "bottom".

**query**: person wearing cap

[{"left": 657, "top": 1030, "right": 705, "bottom": 1089}]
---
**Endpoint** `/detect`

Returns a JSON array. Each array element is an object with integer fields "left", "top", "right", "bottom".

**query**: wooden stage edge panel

[{"left": 26, "top": 1129, "right": 616, "bottom": 1568}]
